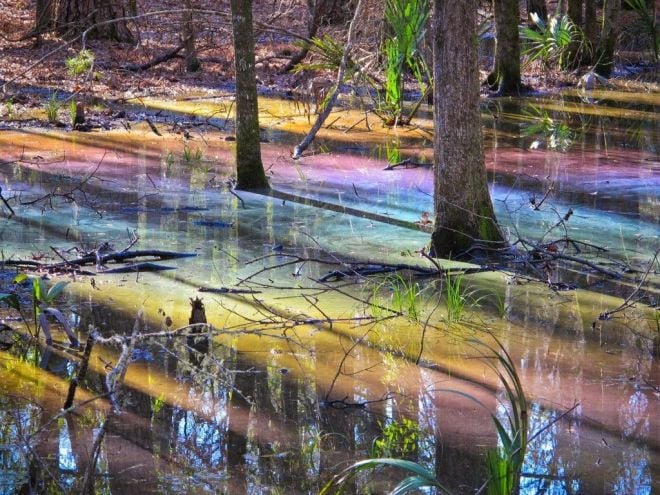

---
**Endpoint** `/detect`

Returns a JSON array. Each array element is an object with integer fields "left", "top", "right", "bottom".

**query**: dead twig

[{"left": 597, "top": 249, "right": 659, "bottom": 321}]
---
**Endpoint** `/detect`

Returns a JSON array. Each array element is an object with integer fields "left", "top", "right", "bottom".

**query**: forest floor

[{"left": 0, "top": 0, "right": 657, "bottom": 131}]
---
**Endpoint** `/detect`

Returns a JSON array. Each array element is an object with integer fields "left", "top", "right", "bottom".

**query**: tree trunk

[
  {"left": 584, "top": 0, "right": 598, "bottom": 49},
  {"left": 566, "top": 0, "right": 585, "bottom": 68},
  {"left": 526, "top": 0, "right": 547, "bottom": 24},
  {"left": 183, "top": 0, "right": 201, "bottom": 72},
  {"left": 35, "top": 0, "right": 55, "bottom": 34},
  {"left": 230, "top": 0, "right": 270, "bottom": 190},
  {"left": 567, "top": 0, "right": 584, "bottom": 26},
  {"left": 56, "top": 0, "right": 134, "bottom": 42},
  {"left": 487, "top": 0, "right": 522, "bottom": 95},
  {"left": 431, "top": 0, "right": 504, "bottom": 259},
  {"left": 594, "top": 0, "right": 621, "bottom": 77}
]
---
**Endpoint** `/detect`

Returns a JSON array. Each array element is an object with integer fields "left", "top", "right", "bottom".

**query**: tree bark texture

[
  {"left": 584, "top": 0, "right": 598, "bottom": 49},
  {"left": 594, "top": 0, "right": 621, "bottom": 77},
  {"left": 183, "top": 0, "right": 201, "bottom": 72},
  {"left": 56, "top": 0, "right": 134, "bottom": 42},
  {"left": 431, "top": 0, "right": 504, "bottom": 258},
  {"left": 230, "top": 0, "right": 269, "bottom": 190},
  {"left": 35, "top": 0, "right": 55, "bottom": 34},
  {"left": 568, "top": 0, "right": 584, "bottom": 27},
  {"left": 566, "top": 0, "right": 586, "bottom": 68},
  {"left": 487, "top": 0, "right": 522, "bottom": 94}
]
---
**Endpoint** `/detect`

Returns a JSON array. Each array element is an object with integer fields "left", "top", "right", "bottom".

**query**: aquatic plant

[
  {"left": 443, "top": 272, "right": 483, "bottom": 323},
  {"left": 321, "top": 458, "right": 452, "bottom": 495},
  {"left": 183, "top": 143, "right": 203, "bottom": 163},
  {"left": 68, "top": 100, "right": 78, "bottom": 125},
  {"left": 391, "top": 275, "right": 422, "bottom": 322},
  {"left": 12, "top": 273, "right": 78, "bottom": 347},
  {"left": 474, "top": 337, "right": 528, "bottom": 495},
  {"left": 371, "top": 417, "right": 420, "bottom": 459},
  {"left": 44, "top": 92, "right": 60, "bottom": 123},
  {"left": 369, "top": 274, "right": 423, "bottom": 322},
  {"left": 521, "top": 105, "right": 574, "bottom": 151},
  {"left": 322, "top": 336, "right": 529, "bottom": 495},
  {"left": 486, "top": 290, "right": 509, "bottom": 320},
  {"left": 164, "top": 151, "right": 175, "bottom": 171},
  {"left": 66, "top": 49, "right": 95, "bottom": 76}
]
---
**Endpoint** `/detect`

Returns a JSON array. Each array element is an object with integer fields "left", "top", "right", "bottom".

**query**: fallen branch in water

[
  {"left": 50, "top": 249, "right": 196, "bottom": 269},
  {"left": 383, "top": 158, "right": 431, "bottom": 170},
  {"left": 198, "top": 286, "right": 262, "bottom": 294}
]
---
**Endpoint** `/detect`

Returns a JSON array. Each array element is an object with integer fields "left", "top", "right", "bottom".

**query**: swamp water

[{"left": 0, "top": 90, "right": 658, "bottom": 494}]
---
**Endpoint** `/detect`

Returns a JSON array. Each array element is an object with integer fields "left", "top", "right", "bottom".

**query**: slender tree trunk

[
  {"left": 526, "top": 0, "right": 548, "bottom": 24},
  {"left": 594, "top": 0, "right": 621, "bottom": 77},
  {"left": 487, "top": 0, "right": 522, "bottom": 94},
  {"left": 584, "top": 0, "right": 598, "bottom": 49},
  {"left": 183, "top": 0, "right": 201, "bottom": 72},
  {"left": 230, "top": 0, "right": 269, "bottom": 190},
  {"left": 431, "top": 0, "right": 504, "bottom": 258},
  {"left": 56, "top": 0, "right": 134, "bottom": 42},
  {"left": 566, "top": 0, "right": 586, "bottom": 68}
]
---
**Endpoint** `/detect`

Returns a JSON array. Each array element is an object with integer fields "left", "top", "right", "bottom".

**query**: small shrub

[
  {"left": 65, "top": 49, "right": 95, "bottom": 76},
  {"left": 4, "top": 99, "right": 15, "bottom": 120},
  {"left": 521, "top": 14, "right": 588, "bottom": 70}
]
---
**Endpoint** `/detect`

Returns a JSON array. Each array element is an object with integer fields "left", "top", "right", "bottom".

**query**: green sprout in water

[
  {"left": 369, "top": 274, "right": 422, "bottom": 322},
  {"left": 68, "top": 100, "right": 78, "bottom": 125},
  {"left": 443, "top": 271, "right": 484, "bottom": 323},
  {"left": 183, "top": 143, "right": 203, "bottom": 164},
  {"left": 151, "top": 393, "right": 166, "bottom": 415},
  {"left": 44, "top": 92, "right": 60, "bottom": 123}
]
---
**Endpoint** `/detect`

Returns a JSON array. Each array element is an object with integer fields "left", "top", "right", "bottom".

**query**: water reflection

[{"left": 0, "top": 90, "right": 658, "bottom": 493}]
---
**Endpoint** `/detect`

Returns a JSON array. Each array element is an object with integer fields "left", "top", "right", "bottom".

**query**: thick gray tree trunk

[
  {"left": 230, "top": 0, "right": 269, "bottom": 190},
  {"left": 487, "top": 0, "right": 522, "bottom": 94},
  {"left": 56, "top": 0, "right": 134, "bottom": 42},
  {"left": 431, "top": 0, "right": 504, "bottom": 258}
]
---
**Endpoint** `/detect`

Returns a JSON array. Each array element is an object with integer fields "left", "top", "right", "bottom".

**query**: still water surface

[{"left": 0, "top": 91, "right": 658, "bottom": 494}]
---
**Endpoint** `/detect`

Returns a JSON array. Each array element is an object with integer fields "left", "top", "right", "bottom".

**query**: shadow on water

[{"left": 0, "top": 89, "right": 658, "bottom": 493}]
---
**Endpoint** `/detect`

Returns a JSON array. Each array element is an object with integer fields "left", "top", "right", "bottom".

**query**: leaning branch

[{"left": 291, "top": 0, "right": 365, "bottom": 158}]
